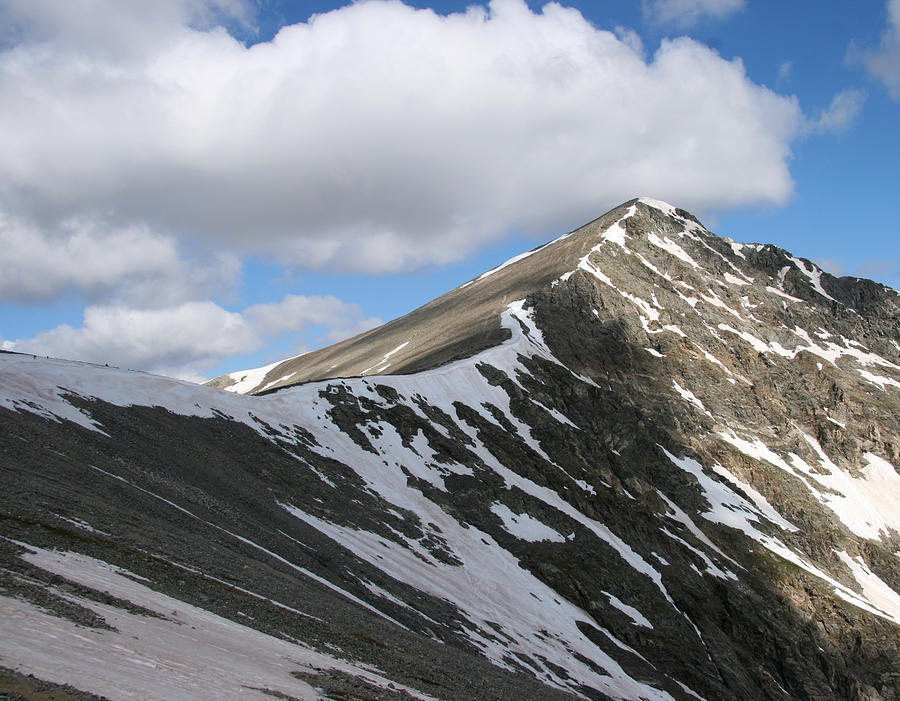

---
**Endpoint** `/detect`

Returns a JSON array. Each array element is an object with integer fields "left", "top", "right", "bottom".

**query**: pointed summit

[
  {"left": 3, "top": 198, "right": 899, "bottom": 701},
  {"left": 212, "top": 197, "right": 897, "bottom": 395},
  {"left": 208, "top": 198, "right": 695, "bottom": 393}
]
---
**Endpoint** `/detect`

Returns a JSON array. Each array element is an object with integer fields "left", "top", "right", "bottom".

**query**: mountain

[{"left": 2, "top": 198, "right": 899, "bottom": 701}]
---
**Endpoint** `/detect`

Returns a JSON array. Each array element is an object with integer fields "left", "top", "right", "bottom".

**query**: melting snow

[
  {"left": 53, "top": 514, "right": 109, "bottom": 535},
  {"left": 647, "top": 233, "right": 701, "bottom": 270},
  {"left": 285, "top": 508, "right": 673, "bottom": 700},
  {"left": 707, "top": 465, "right": 798, "bottom": 533},
  {"left": 835, "top": 551, "right": 900, "bottom": 625},
  {"left": 361, "top": 341, "right": 411, "bottom": 376},
  {"left": 765, "top": 286, "right": 804, "bottom": 303},
  {"left": 490, "top": 502, "right": 566, "bottom": 543},
  {"left": 672, "top": 381, "right": 711, "bottom": 416},
  {"left": 698, "top": 290, "right": 744, "bottom": 320},
  {"left": 223, "top": 360, "right": 282, "bottom": 394},
  {"left": 717, "top": 431, "right": 900, "bottom": 543},
  {"left": 787, "top": 256, "right": 838, "bottom": 303},
  {"left": 602, "top": 591, "right": 653, "bottom": 628},
  {"left": 723, "top": 273, "right": 749, "bottom": 286},
  {"left": 2, "top": 543, "right": 435, "bottom": 701},
  {"left": 82, "top": 464, "right": 410, "bottom": 632},
  {"left": 858, "top": 369, "right": 900, "bottom": 390},
  {"left": 601, "top": 206, "right": 636, "bottom": 247},
  {"left": 665, "top": 448, "right": 900, "bottom": 626},
  {"left": 637, "top": 198, "right": 678, "bottom": 217}
]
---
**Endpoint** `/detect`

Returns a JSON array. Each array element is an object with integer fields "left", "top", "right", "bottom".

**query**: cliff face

[{"left": 2, "top": 199, "right": 899, "bottom": 701}]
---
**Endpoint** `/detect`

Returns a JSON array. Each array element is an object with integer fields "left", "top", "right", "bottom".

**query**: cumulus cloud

[
  {"left": 0, "top": 0, "right": 804, "bottom": 281},
  {"left": 0, "top": 0, "right": 255, "bottom": 53},
  {"left": 642, "top": 0, "right": 744, "bottom": 28},
  {"left": 805, "top": 89, "right": 867, "bottom": 135},
  {"left": 3, "top": 296, "right": 381, "bottom": 382},
  {"left": 243, "top": 295, "right": 378, "bottom": 340},
  {"left": 857, "top": 0, "right": 900, "bottom": 99},
  {"left": 0, "top": 213, "right": 240, "bottom": 305}
]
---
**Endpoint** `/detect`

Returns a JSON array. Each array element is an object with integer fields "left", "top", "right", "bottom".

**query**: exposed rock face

[{"left": 2, "top": 199, "right": 899, "bottom": 701}]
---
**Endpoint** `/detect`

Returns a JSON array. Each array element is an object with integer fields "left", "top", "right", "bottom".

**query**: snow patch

[
  {"left": 718, "top": 431, "right": 900, "bottom": 543},
  {"left": 601, "top": 206, "right": 636, "bottom": 247},
  {"left": 672, "top": 381, "right": 711, "bottom": 416},
  {"left": 835, "top": 551, "right": 900, "bottom": 625},
  {"left": 223, "top": 360, "right": 282, "bottom": 394},
  {"left": 637, "top": 198, "right": 678, "bottom": 216},
  {"left": 723, "top": 272, "right": 749, "bottom": 286},
  {"left": 602, "top": 591, "right": 653, "bottom": 629},
  {"left": 4, "top": 544, "right": 435, "bottom": 701},
  {"left": 491, "top": 503, "right": 566, "bottom": 543},
  {"left": 361, "top": 341, "right": 411, "bottom": 376},
  {"left": 647, "top": 233, "right": 701, "bottom": 269},
  {"left": 788, "top": 256, "right": 838, "bottom": 303},
  {"left": 858, "top": 369, "right": 900, "bottom": 390}
]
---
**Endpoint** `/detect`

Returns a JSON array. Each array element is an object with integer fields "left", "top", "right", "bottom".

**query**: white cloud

[
  {"left": 0, "top": 0, "right": 804, "bottom": 280},
  {"left": 3, "top": 296, "right": 380, "bottom": 382},
  {"left": 777, "top": 60, "right": 792, "bottom": 82},
  {"left": 0, "top": 0, "right": 255, "bottom": 55},
  {"left": 3, "top": 303, "right": 255, "bottom": 382},
  {"left": 243, "top": 294, "right": 379, "bottom": 339},
  {"left": 642, "top": 0, "right": 744, "bottom": 28},
  {"left": 805, "top": 89, "right": 867, "bottom": 135},
  {"left": 0, "top": 213, "right": 240, "bottom": 305},
  {"left": 859, "top": 0, "right": 900, "bottom": 99},
  {"left": 614, "top": 26, "right": 645, "bottom": 57}
]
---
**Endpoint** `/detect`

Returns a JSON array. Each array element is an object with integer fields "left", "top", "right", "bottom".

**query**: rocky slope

[{"left": 2, "top": 199, "right": 899, "bottom": 700}]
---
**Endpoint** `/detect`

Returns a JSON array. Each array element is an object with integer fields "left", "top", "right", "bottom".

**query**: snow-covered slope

[{"left": 2, "top": 199, "right": 899, "bottom": 700}]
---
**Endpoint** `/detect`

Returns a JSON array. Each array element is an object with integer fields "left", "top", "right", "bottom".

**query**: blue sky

[{"left": 0, "top": 0, "right": 897, "bottom": 381}]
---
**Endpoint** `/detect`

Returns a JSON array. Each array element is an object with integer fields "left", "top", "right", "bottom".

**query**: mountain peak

[
  {"left": 3, "top": 197, "right": 899, "bottom": 700},
  {"left": 209, "top": 197, "right": 897, "bottom": 395}
]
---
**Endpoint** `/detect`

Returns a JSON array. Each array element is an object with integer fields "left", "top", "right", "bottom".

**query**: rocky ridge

[{"left": 2, "top": 199, "right": 899, "bottom": 700}]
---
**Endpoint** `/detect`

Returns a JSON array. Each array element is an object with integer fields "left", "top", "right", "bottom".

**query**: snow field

[
  {"left": 272, "top": 303, "right": 677, "bottom": 697},
  {"left": 224, "top": 359, "right": 283, "bottom": 394},
  {"left": 490, "top": 502, "right": 567, "bottom": 543},
  {"left": 3, "top": 197, "right": 898, "bottom": 699},
  {"left": 2, "top": 543, "right": 436, "bottom": 701},
  {"left": 0, "top": 302, "right": 684, "bottom": 699},
  {"left": 706, "top": 434, "right": 900, "bottom": 623},
  {"left": 717, "top": 430, "right": 900, "bottom": 543}
]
